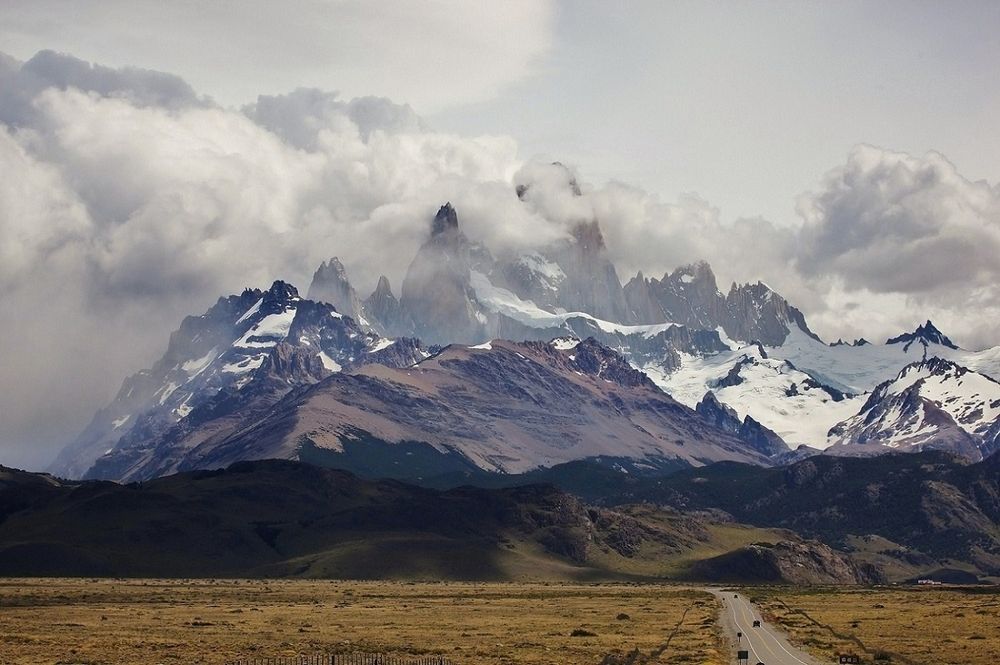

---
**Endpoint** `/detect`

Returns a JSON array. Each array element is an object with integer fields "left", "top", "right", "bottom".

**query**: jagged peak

[
  {"left": 863, "top": 356, "right": 984, "bottom": 411},
  {"left": 266, "top": 280, "right": 299, "bottom": 302},
  {"left": 696, "top": 390, "right": 736, "bottom": 416},
  {"left": 316, "top": 256, "right": 349, "bottom": 277},
  {"left": 921, "top": 355, "right": 965, "bottom": 373},
  {"left": 667, "top": 260, "right": 717, "bottom": 288},
  {"left": 624, "top": 270, "right": 652, "bottom": 290},
  {"left": 831, "top": 337, "right": 871, "bottom": 347},
  {"left": 431, "top": 202, "right": 459, "bottom": 236},
  {"left": 886, "top": 320, "right": 958, "bottom": 350},
  {"left": 727, "top": 279, "right": 778, "bottom": 300},
  {"left": 897, "top": 355, "right": 968, "bottom": 378},
  {"left": 373, "top": 274, "right": 393, "bottom": 295}
]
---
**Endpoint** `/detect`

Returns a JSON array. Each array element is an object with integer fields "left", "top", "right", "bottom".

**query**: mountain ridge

[
  {"left": 50, "top": 200, "right": 1000, "bottom": 479},
  {"left": 133, "top": 337, "right": 776, "bottom": 481},
  {"left": 2, "top": 458, "right": 858, "bottom": 582}
]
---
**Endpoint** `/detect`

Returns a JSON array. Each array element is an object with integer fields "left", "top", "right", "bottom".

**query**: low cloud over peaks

[
  {"left": 0, "top": 50, "right": 209, "bottom": 127},
  {"left": 0, "top": 50, "right": 998, "bottom": 469},
  {"left": 243, "top": 88, "right": 426, "bottom": 151},
  {"left": 797, "top": 145, "right": 1000, "bottom": 295}
]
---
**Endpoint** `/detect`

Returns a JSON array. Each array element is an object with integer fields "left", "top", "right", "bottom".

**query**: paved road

[{"left": 711, "top": 589, "right": 823, "bottom": 665}]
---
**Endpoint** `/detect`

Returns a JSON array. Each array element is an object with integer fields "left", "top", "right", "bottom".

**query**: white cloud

[
  {"left": 0, "top": 50, "right": 998, "bottom": 471},
  {"left": 786, "top": 145, "right": 1000, "bottom": 347},
  {"left": 508, "top": 149, "right": 1000, "bottom": 352},
  {"left": 0, "top": 1, "right": 557, "bottom": 110},
  {"left": 796, "top": 145, "right": 1000, "bottom": 295},
  {"left": 243, "top": 88, "right": 426, "bottom": 151},
  {"left": 0, "top": 52, "right": 548, "bottom": 469}
]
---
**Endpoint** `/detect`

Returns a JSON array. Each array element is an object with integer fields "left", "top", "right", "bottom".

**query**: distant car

[
  {"left": 734, "top": 594, "right": 739, "bottom": 598},
  {"left": 753, "top": 620, "right": 761, "bottom": 627}
]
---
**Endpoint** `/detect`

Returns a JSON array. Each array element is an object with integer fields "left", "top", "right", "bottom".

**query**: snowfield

[{"left": 648, "top": 344, "right": 863, "bottom": 448}]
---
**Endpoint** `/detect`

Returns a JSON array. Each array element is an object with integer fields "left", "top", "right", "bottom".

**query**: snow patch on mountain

[
  {"left": 222, "top": 355, "right": 266, "bottom": 374},
  {"left": 317, "top": 351, "right": 342, "bottom": 372},
  {"left": 368, "top": 338, "right": 396, "bottom": 353},
  {"left": 470, "top": 270, "right": 679, "bottom": 338},
  {"left": 516, "top": 252, "right": 566, "bottom": 290},
  {"left": 181, "top": 348, "right": 217, "bottom": 376},
  {"left": 235, "top": 297, "right": 263, "bottom": 325},
  {"left": 829, "top": 358, "right": 1000, "bottom": 459},
  {"left": 648, "top": 343, "right": 862, "bottom": 448},
  {"left": 778, "top": 326, "right": 1000, "bottom": 394},
  {"left": 551, "top": 337, "right": 580, "bottom": 351},
  {"left": 235, "top": 309, "right": 296, "bottom": 348}
]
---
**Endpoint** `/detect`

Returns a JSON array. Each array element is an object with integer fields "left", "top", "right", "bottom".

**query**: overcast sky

[{"left": 1, "top": 0, "right": 999, "bottom": 470}]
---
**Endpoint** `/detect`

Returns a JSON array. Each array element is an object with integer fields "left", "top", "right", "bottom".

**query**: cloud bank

[
  {"left": 0, "top": 1, "right": 556, "bottom": 110},
  {"left": 0, "top": 50, "right": 997, "bottom": 470}
]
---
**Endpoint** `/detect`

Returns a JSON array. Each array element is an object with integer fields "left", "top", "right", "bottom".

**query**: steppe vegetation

[
  {"left": 753, "top": 586, "right": 1000, "bottom": 665},
  {"left": 0, "top": 579, "right": 725, "bottom": 665}
]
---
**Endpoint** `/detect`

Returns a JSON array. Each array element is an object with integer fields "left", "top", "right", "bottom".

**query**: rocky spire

[
  {"left": 399, "top": 203, "right": 488, "bottom": 344},
  {"left": 363, "top": 275, "right": 401, "bottom": 334},
  {"left": 624, "top": 271, "right": 667, "bottom": 324},
  {"left": 623, "top": 259, "right": 820, "bottom": 345},
  {"left": 551, "top": 220, "right": 634, "bottom": 324},
  {"left": 431, "top": 202, "right": 459, "bottom": 236},
  {"left": 307, "top": 257, "right": 363, "bottom": 321}
]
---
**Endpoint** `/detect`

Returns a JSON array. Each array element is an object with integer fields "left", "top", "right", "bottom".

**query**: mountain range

[{"left": 49, "top": 173, "right": 1000, "bottom": 482}]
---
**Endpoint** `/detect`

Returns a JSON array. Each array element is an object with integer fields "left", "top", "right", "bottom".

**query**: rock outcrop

[
  {"left": 695, "top": 391, "right": 789, "bottom": 457},
  {"left": 690, "top": 540, "right": 886, "bottom": 584}
]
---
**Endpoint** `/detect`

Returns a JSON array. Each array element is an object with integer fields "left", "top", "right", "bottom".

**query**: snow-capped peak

[
  {"left": 829, "top": 356, "right": 1000, "bottom": 460},
  {"left": 886, "top": 320, "right": 959, "bottom": 351},
  {"left": 50, "top": 279, "right": 429, "bottom": 481}
]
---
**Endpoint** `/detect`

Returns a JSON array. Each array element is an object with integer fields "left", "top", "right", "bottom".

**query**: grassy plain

[
  {"left": 0, "top": 579, "right": 726, "bottom": 665},
  {"left": 752, "top": 586, "right": 1000, "bottom": 665}
]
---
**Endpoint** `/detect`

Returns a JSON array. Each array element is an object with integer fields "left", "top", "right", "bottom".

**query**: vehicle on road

[{"left": 753, "top": 620, "right": 761, "bottom": 627}]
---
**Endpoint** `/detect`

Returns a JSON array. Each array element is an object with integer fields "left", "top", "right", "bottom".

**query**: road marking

[
  {"left": 742, "top": 597, "right": 811, "bottom": 665},
  {"left": 729, "top": 594, "right": 813, "bottom": 665},
  {"left": 741, "top": 599, "right": 809, "bottom": 665},
  {"left": 729, "top": 598, "right": 761, "bottom": 663},
  {"left": 758, "top": 622, "right": 812, "bottom": 665},
  {"left": 738, "top": 598, "right": 781, "bottom": 663}
]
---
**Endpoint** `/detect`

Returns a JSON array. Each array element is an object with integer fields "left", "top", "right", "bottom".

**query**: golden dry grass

[
  {"left": 752, "top": 586, "right": 1000, "bottom": 665},
  {"left": 0, "top": 579, "right": 727, "bottom": 665}
]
